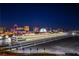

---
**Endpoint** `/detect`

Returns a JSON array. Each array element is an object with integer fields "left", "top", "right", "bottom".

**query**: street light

[
  {"left": 72, "top": 32, "right": 76, "bottom": 36},
  {"left": 37, "top": 48, "right": 39, "bottom": 54},
  {"left": 44, "top": 48, "right": 46, "bottom": 53},
  {"left": 30, "top": 48, "right": 32, "bottom": 54}
]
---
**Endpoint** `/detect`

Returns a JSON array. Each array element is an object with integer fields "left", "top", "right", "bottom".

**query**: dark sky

[{"left": 0, "top": 3, "right": 79, "bottom": 30}]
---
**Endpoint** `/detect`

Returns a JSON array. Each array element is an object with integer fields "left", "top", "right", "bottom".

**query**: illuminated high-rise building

[
  {"left": 13, "top": 24, "right": 18, "bottom": 31},
  {"left": 0, "top": 27, "right": 6, "bottom": 33},
  {"left": 24, "top": 26, "right": 29, "bottom": 32},
  {"left": 33, "top": 27, "right": 39, "bottom": 33},
  {"left": 13, "top": 24, "right": 18, "bottom": 28}
]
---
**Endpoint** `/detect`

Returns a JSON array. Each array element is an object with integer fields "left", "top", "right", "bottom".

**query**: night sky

[{"left": 0, "top": 3, "right": 79, "bottom": 30}]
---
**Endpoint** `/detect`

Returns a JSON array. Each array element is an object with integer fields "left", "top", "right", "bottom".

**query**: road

[
  {"left": 3, "top": 32, "right": 72, "bottom": 51},
  {"left": 0, "top": 31, "right": 79, "bottom": 56},
  {"left": 11, "top": 36, "right": 79, "bottom": 55}
]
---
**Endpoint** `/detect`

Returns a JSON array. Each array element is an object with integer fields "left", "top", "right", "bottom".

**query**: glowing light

[{"left": 40, "top": 28, "right": 47, "bottom": 32}]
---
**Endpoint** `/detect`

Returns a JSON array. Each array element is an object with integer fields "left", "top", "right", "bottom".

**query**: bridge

[{"left": 1, "top": 31, "right": 79, "bottom": 51}]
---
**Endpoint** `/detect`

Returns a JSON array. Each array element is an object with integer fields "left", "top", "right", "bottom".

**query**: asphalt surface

[
  {"left": 3, "top": 33, "right": 69, "bottom": 50},
  {"left": 13, "top": 36, "right": 79, "bottom": 55}
]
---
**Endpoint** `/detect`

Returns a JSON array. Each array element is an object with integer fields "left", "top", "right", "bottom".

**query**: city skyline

[
  {"left": 0, "top": 3, "right": 79, "bottom": 30},
  {"left": 0, "top": 3, "right": 79, "bottom": 56}
]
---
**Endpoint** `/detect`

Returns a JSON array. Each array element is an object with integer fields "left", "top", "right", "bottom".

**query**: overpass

[{"left": 2, "top": 31, "right": 78, "bottom": 51}]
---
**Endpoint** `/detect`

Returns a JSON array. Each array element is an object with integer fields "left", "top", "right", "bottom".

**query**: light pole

[
  {"left": 44, "top": 48, "right": 45, "bottom": 54},
  {"left": 22, "top": 48, "right": 25, "bottom": 53},
  {"left": 37, "top": 48, "right": 38, "bottom": 54},
  {"left": 30, "top": 48, "right": 32, "bottom": 55}
]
